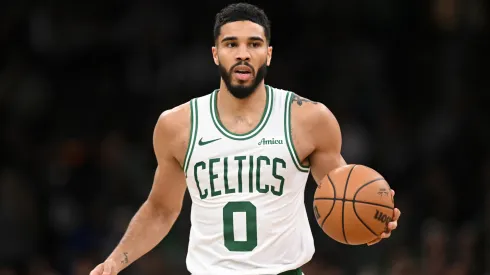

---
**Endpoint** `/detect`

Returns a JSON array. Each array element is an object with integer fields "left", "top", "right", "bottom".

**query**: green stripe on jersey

[
  {"left": 183, "top": 99, "right": 198, "bottom": 174},
  {"left": 210, "top": 85, "right": 273, "bottom": 140},
  {"left": 284, "top": 92, "right": 310, "bottom": 173}
]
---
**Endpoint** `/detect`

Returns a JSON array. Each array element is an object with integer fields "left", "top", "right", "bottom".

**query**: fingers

[
  {"left": 387, "top": 221, "right": 397, "bottom": 230},
  {"left": 393, "top": 208, "right": 401, "bottom": 220},
  {"left": 367, "top": 229, "right": 393, "bottom": 246},
  {"left": 381, "top": 231, "right": 391, "bottom": 238},
  {"left": 367, "top": 238, "right": 381, "bottom": 246},
  {"left": 386, "top": 208, "right": 400, "bottom": 231},
  {"left": 368, "top": 190, "right": 399, "bottom": 247}
]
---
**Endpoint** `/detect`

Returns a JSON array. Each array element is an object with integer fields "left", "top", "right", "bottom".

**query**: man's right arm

[{"left": 90, "top": 106, "right": 189, "bottom": 275}]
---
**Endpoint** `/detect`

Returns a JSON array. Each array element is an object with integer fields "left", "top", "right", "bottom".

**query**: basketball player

[{"left": 90, "top": 3, "right": 401, "bottom": 275}]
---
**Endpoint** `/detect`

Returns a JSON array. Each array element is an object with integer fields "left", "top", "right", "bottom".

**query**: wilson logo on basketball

[{"left": 374, "top": 210, "right": 392, "bottom": 224}]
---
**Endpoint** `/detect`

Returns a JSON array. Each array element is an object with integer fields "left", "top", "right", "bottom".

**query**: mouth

[{"left": 232, "top": 65, "right": 253, "bottom": 81}]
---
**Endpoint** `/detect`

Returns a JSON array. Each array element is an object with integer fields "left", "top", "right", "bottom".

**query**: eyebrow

[{"left": 221, "top": 36, "right": 265, "bottom": 43}]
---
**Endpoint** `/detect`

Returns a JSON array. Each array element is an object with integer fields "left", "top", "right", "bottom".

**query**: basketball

[{"left": 313, "top": 164, "right": 395, "bottom": 245}]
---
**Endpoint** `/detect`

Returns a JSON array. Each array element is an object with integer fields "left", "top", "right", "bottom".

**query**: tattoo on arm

[
  {"left": 121, "top": 252, "right": 129, "bottom": 264},
  {"left": 291, "top": 93, "right": 317, "bottom": 106}
]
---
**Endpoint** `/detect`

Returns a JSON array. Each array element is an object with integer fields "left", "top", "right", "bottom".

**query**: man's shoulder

[
  {"left": 288, "top": 92, "right": 341, "bottom": 149},
  {"left": 155, "top": 101, "right": 192, "bottom": 141},
  {"left": 159, "top": 101, "right": 191, "bottom": 124},
  {"left": 289, "top": 92, "right": 333, "bottom": 127}
]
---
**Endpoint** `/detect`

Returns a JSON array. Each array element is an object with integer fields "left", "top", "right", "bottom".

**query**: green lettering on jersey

[
  {"left": 223, "top": 157, "right": 235, "bottom": 194},
  {"left": 194, "top": 161, "right": 208, "bottom": 199},
  {"left": 223, "top": 201, "right": 257, "bottom": 251},
  {"left": 248, "top": 156, "right": 254, "bottom": 193},
  {"left": 256, "top": 156, "right": 270, "bottom": 193},
  {"left": 234, "top": 156, "right": 246, "bottom": 193},
  {"left": 193, "top": 155, "right": 288, "bottom": 200},
  {"left": 271, "top": 158, "right": 286, "bottom": 196},
  {"left": 258, "top": 138, "right": 284, "bottom": 145},
  {"left": 209, "top": 158, "right": 222, "bottom": 197}
]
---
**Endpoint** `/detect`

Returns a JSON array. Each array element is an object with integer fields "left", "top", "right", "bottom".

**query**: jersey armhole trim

[
  {"left": 183, "top": 99, "right": 198, "bottom": 174},
  {"left": 284, "top": 92, "right": 310, "bottom": 173}
]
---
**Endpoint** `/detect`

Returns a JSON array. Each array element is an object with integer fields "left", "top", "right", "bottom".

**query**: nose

[{"left": 235, "top": 44, "right": 251, "bottom": 62}]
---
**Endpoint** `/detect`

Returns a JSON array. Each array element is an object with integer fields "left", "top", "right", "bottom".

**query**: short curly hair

[{"left": 213, "top": 3, "right": 271, "bottom": 44}]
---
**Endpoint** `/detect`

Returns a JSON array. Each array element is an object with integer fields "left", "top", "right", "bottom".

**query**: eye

[
  {"left": 250, "top": 42, "right": 261, "bottom": 48},
  {"left": 226, "top": 42, "right": 237, "bottom": 48}
]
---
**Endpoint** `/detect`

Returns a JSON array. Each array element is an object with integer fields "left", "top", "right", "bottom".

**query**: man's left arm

[{"left": 304, "top": 102, "right": 400, "bottom": 245}]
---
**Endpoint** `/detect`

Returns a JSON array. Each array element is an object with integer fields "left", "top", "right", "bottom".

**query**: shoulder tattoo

[{"left": 291, "top": 93, "right": 317, "bottom": 106}]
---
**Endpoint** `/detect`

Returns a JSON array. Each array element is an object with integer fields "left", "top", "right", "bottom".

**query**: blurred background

[{"left": 0, "top": 0, "right": 489, "bottom": 274}]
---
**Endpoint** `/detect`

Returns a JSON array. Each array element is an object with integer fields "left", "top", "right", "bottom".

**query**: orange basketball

[{"left": 313, "top": 164, "right": 395, "bottom": 245}]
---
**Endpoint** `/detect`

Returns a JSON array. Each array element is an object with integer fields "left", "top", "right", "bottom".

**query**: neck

[{"left": 217, "top": 80, "right": 267, "bottom": 117}]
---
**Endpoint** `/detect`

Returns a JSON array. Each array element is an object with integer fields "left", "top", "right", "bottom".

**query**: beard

[{"left": 219, "top": 61, "right": 268, "bottom": 99}]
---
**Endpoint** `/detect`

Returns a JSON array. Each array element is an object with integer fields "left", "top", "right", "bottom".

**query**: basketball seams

[
  {"left": 352, "top": 177, "right": 393, "bottom": 239},
  {"left": 314, "top": 165, "right": 394, "bottom": 245},
  {"left": 352, "top": 177, "right": 386, "bottom": 201},
  {"left": 354, "top": 201, "right": 393, "bottom": 209},
  {"left": 314, "top": 198, "right": 394, "bottom": 210},
  {"left": 352, "top": 178, "right": 393, "bottom": 209},
  {"left": 319, "top": 174, "right": 337, "bottom": 228},
  {"left": 341, "top": 164, "right": 357, "bottom": 244},
  {"left": 352, "top": 202, "right": 378, "bottom": 238},
  {"left": 327, "top": 174, "right": 337, "bottom": 200}
]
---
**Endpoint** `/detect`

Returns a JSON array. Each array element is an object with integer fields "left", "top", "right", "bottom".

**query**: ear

[
  {"left": 212, "top": 46, "right": 219, "bottom": 66},
  {"left": 267, "top": 46, "right": 273, "bottom": 66}
]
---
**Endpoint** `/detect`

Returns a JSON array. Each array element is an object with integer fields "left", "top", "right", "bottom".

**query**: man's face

[{"left": 212, "top": 21, "right": 272, "bottom": 99}]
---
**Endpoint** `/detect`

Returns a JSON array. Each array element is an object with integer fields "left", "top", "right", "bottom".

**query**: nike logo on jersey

[
  {"left": 258, "top": 138, "right": 284, "bottom": 145},
  {"left": 199, "top": 137, "right": 221, "bottom": 146}
]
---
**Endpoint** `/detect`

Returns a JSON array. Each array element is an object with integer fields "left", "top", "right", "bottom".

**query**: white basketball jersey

[{"left": 183, "top": 85, "right": 315, "bottom": 275}]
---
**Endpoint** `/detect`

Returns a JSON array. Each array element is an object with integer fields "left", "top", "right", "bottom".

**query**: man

[{"left": 90, "top": 3, "right": 401, "bottom": 275}]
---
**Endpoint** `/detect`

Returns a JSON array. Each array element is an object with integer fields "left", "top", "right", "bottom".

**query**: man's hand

[
  {"left": 367, "top": 189, "right": 401, "bottom": 246},
  {"left": 89, "top": 259, "right": 117, "bottom": 275}
]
